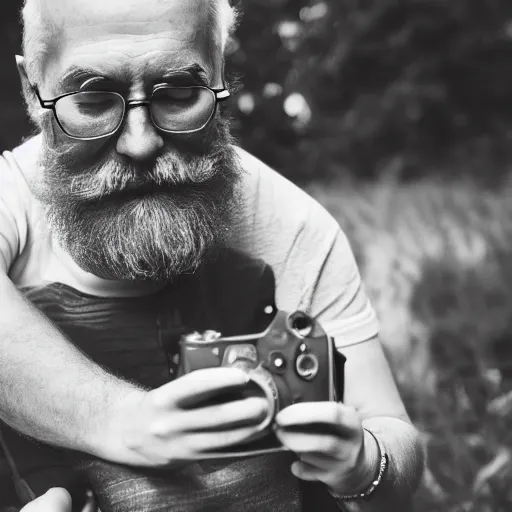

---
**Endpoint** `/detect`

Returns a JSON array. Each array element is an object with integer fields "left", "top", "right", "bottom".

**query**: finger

[
  {"left": 274, "top": 430, "right": 344, "bottom": 458},
  {"left": 187, "top": 424, "right": 266, "bottom": 453},
  {"left": 275, "top": 402, "right": 357, "bottom": 435},
  {"left": 185, "top": 397, "right": 269, "bottom": 431},
  {"left": 298, "top": 451, "right": 340, "bottom": 468},
  {"left": 150, "top": 397, "right": 270, "bottom": 437},
  {"left": 152, "top": 368, "right": 250, "bottom": 408},
  {"left": 22, "top": 488, "right": 72, "bottom": 512},
  {"left": 291, "top": 459, "right": 330, "bottom": 482}
]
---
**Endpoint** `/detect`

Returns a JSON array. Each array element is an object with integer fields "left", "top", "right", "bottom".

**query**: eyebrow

[
  {"left": 58, "top": 63, "right": 210, "bottom": 93},
  {"left": 162, "top": 64, "right": 209, "bottom": 85},
  {"left": 59, "top": 66, "right": 106, "bottom": 92}
]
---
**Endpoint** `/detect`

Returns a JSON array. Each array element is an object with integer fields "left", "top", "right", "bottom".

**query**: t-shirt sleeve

[
  {"left": 222, "top": 148, "right": 378, "bottom": 348},
  {"left": 305, "top": 222, "right": 379, "bottom": 347},
  {"left": 0, "top": 151, "right": 30, "bottom": 273},
  {"left": 273, "top": 200, "right": 379, "bottom": 348}
]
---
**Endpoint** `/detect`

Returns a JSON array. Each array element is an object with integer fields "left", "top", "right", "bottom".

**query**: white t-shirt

[{"left": 0, "top": 135, "right": 378, "bottom": 348}]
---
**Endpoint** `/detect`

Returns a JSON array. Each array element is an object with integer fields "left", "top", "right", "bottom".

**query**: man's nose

[{"left": 116, "top": 106, "right": 164, "bottom": 161}]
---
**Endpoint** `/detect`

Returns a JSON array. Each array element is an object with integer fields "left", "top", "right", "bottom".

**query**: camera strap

[
  {"left": 333, "top": 348, "right": 347, "bottom": 402},
  {"left": 0, "top": 426, "right": 36, "bottom": 506}
]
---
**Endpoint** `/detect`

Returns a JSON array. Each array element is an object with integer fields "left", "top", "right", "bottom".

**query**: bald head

[{"left": 21, "top": 0, "right": 239, "bottom": 85}]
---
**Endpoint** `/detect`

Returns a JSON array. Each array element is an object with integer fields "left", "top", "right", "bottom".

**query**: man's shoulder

[
  {"left": 1, "top": 135, "right": 40, "bottom": 193},
  {"left": 232, "top": 148, "right": 366, "bottom": 331},
  {"left": 0, "top": 136, "right": 43, "bottom": 276},
  {"left": 237, "top": 148, "right": 340, "bottom": 249},
  {"left": 235, "top": 145, "right": 313, "bottom": 204},
  {"left": 234, "top": 146, "right": 338, "bottom": 234},
  {"left": 0, "top": 135, "right": 43, "bottom": 211},
  {"left": 7, "top": 134, "right": 41, "bottom": 180}
]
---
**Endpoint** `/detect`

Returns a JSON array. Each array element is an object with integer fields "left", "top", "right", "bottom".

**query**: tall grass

[{"left": 309, "top": 178, "right": 512, "bottom": 511}]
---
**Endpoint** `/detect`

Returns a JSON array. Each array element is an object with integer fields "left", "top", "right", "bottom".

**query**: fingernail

[{"left": 237, "top": 370, "right": 251, "bottom": 383}]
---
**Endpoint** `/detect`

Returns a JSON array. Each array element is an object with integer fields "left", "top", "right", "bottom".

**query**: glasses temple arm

[
  {"left": 30, "top": 84, "right": 51, "bottom": 108},
  {"left": 215, "top": 89, "right": 230, "bottom": 101}
]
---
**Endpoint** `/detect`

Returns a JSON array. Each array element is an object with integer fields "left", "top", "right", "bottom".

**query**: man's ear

[
  {"left": 15, "top": 55, "right": 41, "bottom": 123},
  {"left": 16, "top": 55, "right": 32, "bottom": 93}
]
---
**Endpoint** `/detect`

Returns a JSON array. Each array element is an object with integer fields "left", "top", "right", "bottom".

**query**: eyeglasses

[{"left": 33, "top": 84, "right": 231, "bottom": 140}]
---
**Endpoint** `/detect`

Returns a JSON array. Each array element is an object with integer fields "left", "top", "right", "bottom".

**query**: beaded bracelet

[{"left": 328, "top": 428, "right": 389, "bottom": 502}]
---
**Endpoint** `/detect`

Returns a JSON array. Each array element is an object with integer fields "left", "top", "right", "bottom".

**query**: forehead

[{"left": 42, "top": 0, "right": 222, "bottom": 90}]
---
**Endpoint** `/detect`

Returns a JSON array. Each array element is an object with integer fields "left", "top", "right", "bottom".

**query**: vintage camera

[{"left": 179, "top": 307, "right": 346, "bottom": 458}]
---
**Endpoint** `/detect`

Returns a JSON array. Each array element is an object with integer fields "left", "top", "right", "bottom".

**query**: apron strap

[{"left": 0, "top": 426, "right": 36, "bottom": 506}]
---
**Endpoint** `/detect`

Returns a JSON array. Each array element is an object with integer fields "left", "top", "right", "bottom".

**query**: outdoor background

[{"left": 2, "top": 1, "right": 512, "bottom": 511}]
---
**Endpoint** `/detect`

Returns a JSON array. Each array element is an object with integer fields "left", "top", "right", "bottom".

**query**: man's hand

[
  {"left": 20, "top": 489, "right": 98, "bottom": 512},
  {"left": 20, "top": 489, "right": 71, "bottom": 512},
  {"left": 274, "top": 402, "right": 380, "bottom": 495},
  {"left": 106, "top": 367, "right": 269, "bottom": 467}
]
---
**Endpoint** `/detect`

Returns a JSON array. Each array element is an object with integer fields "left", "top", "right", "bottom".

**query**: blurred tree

[
  {"left": 0, "top": 2, "right": 30, "bottom": 151},
  {"left": 227, "top": 0, "right": 512, "bottom": 184}
]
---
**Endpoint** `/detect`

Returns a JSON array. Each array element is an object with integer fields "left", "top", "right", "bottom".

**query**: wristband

[{"left": 328, "top": 428, "right": 389, "bottom": 502}]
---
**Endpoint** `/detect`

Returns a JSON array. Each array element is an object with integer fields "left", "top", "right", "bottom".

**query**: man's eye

[
  {"left": 74, "top": 93, "right": 118, "bottom": 108},
  {"left": 156, "top": 88, "right": 198, "bottom": 102},
  {"left": 76, "top": 101, "right": 112, "bottom": 110}
]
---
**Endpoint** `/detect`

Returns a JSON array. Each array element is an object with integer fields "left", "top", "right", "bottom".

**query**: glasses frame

[{"left": 32, "top": 83, "right": 231, "bottom": 141}]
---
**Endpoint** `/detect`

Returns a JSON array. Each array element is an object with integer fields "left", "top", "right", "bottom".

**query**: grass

[{"left": 309, "top": 177, "right": 512, "bottom": 512}]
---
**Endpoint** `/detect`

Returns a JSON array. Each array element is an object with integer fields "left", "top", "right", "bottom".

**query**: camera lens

[
  {"left": 288, "top": 311, "right": 313, "bottom": 338},
  {"left": 222, "top": 345, "right": 278, "bottom": 432},
  {"left": 296, "top": 353, "right": 319, "bottom": 381},
  {"left": 243, "top": 370, "right": 278, "bottom": 432}
]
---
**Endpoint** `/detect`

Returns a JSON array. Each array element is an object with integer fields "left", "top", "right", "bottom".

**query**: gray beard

[{"left": 35, "top": 122, "right": 243, "bottom": 281}]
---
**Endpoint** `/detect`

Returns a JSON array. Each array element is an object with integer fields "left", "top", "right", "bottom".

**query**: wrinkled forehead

[{"left": 40, "top": 0, "right": 223, "bottom": 91}]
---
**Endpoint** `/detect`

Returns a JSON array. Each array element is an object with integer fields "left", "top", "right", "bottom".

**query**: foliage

[{"left": 228, "top": 0, "right": 512, "bottom": 184}]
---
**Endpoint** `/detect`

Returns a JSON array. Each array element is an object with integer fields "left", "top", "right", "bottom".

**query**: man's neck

[{"left": 49, "top": 237, "right": 168, "bottom": 298}]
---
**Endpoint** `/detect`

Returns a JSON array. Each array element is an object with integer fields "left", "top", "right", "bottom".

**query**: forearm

[
  {"left": 0, "top": 272, "right": 142, "bottom": 459},
  {"left": 338, "top": 416, "right": 425, "bottom": 512}
]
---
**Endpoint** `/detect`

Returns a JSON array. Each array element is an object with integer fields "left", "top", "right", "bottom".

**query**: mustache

[{"left": 40, "top": 148, "right": 228, "bottom": 204}]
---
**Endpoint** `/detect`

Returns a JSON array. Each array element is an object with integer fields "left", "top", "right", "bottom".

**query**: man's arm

[
  {"left": 275, "top": 336, "right": 425, "bottom": 512},
  {"left": 339, "top": 337, "right": 425, "bottom": 511},
  {"left": 20, "top": 488, "right": 72, "bottom": 512},
  {"left": 0, "top": 270, "right": 141, "bottom": 457},
  {"left": 0, "top": 270, "right": 270, "bottom": 467},
  {"left": 345, "top": 417, "right": 423, "bottom": 512}
]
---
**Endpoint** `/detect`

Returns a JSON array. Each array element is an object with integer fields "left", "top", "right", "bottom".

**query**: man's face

[{"left": 32, "top": 0, "right": 241, "bottom": 281}]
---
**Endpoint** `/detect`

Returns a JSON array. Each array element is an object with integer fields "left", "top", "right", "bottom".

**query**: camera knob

[
  {"left": 269, "top": 351, "right": 287, "bottom": 374},
  {"left": 202, "top": 330, "right": 222, "bottom": 342},
  {"left": 287, "top": 312, "right": 314, "bottom": 338},
  {"left": 264, "top": 305, "right": 275, "bottom": 315},
  {"left": 183, "top": 331, "right": 203, "bottom": 343},
  {"left": 296, "top": 353, "right": 319, "bottom": 381}
]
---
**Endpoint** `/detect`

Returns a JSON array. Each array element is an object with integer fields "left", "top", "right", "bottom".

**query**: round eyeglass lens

[
  {"left": 55, "top": 91, "right": 125, "bottom": 138},
  {"left": 150, "top": 86, "right": 216, "bottom": 132}
]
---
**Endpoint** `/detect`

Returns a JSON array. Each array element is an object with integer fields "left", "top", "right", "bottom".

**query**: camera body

[{"left": 179, "top": 308, "right": 345, "bottom": 458}]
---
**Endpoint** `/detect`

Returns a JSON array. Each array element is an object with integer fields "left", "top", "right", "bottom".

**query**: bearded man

[{"left": 0, "top": 1, "right": 424, "bottom": 511}]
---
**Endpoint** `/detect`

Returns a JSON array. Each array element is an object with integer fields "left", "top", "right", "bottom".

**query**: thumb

[{"left": 21, "top": 488, "right": 72, "bottom": 512}]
